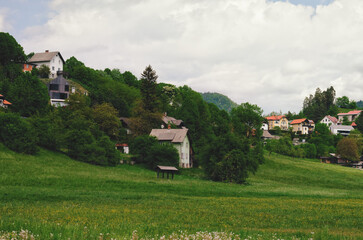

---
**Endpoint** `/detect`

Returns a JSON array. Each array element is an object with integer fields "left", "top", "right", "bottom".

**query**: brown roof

[
  {"left": 28, "top": 51, "right": 65, "bottom": 64},
  {"left": 262, "top": 130, "right": 273, "bottom": 139},
  {"left": 150, "top": 128, "right": 188, "bottom": 143},
  {"left": 157, "top": 165, "right": 178, "bottom": 171},
  {"left": 162, "top": 115, "right": 183, "bottom": 126},
  {"left": 120, "top": 117, "right": 131, "bottom": 126}
]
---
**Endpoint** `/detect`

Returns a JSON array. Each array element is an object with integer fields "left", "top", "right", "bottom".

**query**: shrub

[
  {"left": 145, "top": 143, "right": 179, "bottom": 169},
  {"left": 0, "top": 112, "right": 38, "bottom": 154}
]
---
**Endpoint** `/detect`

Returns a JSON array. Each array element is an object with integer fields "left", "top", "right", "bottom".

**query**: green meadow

[{"left": 0, "top": 144, "right": 362, "bottom": 239}]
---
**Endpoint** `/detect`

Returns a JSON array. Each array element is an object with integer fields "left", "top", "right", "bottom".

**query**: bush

[
  {"left": 145, "top": 143, "right": 179, "bottom": 169},
  {"left": 0, "top": 112, "right": 38, "bottom": 154}
]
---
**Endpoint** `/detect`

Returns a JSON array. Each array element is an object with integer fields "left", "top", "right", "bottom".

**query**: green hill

[
  {"left": 0, "top": 144, "right": 362, "bottom": 239},
  {"left": 201, "top": 92, "right": 238, "bottom": 112}
]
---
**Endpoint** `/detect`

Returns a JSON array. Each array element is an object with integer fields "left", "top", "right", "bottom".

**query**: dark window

[
  {"left": 59, "top": 93, "right": 68, "bottom": 99},
  {"left": 64, "top": 85, "right": 69, "bottom": 92},
  {"left": 49, "top": 84, "right": 59, "bottom": 90},
  {"left": 51, "top": 92, "right": 60, "bottom": 99}
]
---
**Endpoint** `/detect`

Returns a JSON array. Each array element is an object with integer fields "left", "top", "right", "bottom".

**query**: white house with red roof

[
  {"left": 265, "top": 115, "right": 289, "bottom": 130},
  {"left": 337, "top": 110, "right": 362, "bottom": 123},
  {"left": 0, "top": 94, "right": 12, "bottom": 109},
  {"left": 28, "top": 50, "right": 65, "bottom": 78},
  {"left": 320, "top": 115, "right": 338, "bottom": 126}
]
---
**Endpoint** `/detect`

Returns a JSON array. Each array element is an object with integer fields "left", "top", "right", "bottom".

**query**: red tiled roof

[
  {"left": 326, "top": 115, "right": 338, "bottom": 124},
  {"left": 338, "top": 110, "right": 362, "bottom": 116},
  {"left": 308, "top": 120, "right": 314, "bottom": 124},
  {"left": 3, "top": 100, "right": 11, "bottom": 105},
  {"left": 265, "top": 115, "right": 285, "bottom": 121},
  {"left": 115, "top": 143, "right": 128, "bottom": 147},
  {"left": 290, "top": 118, "right": 307, "bottom": 125},
  {"left": 352, "top": 122, "right": 357, "bottom": 127}
]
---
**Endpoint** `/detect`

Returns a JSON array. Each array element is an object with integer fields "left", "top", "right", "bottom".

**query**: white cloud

[{"left": 19, "top": 0, "right": 363, "bottom": 113}]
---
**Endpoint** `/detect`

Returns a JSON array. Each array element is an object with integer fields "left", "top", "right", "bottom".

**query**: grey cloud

[{"left": 19, "top": 0, "right": 363, "bottom": 113}]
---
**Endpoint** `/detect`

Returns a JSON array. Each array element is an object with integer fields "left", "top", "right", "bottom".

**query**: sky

[{"left": 1, "top": 0, "right": 362, "bottom": 114}]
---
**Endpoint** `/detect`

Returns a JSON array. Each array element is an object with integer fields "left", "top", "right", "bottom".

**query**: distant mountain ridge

[{"left": 201, "top": 92, "right": 238, "bottom": 112}]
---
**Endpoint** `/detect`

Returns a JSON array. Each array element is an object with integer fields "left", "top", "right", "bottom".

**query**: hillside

[
  {"left": 201, "top": 92, "right": 238, "bottom": 112},
  {"left": 0, "top": 145, "right": 362, "bottom": 239}
]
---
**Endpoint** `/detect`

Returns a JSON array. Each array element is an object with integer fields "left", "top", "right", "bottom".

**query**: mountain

[
  {"left": 201, "top": 92, "right": 238, "bottom": 112},
  {"left": 356, "top": 100, "right": 363, "bottom": 109}
]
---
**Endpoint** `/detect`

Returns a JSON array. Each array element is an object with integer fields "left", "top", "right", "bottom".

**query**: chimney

[
  {"left": 168, "top": 124, "right": 171, "bottom": 130},
  {"left": 45, "top": 50, "right": 49, "bottom": 53}
]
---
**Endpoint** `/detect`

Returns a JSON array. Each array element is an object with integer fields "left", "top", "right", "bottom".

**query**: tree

[
  {"left": 140, "top": 65, "right": 159, "bottom": 112},
  {"left": 38, "top": 64, "right": 50, "bottom": 78},
  {"left": 303, "top": 87, "right": 336, "bottom": 122},
  {"left": 145, "top": 144, "right": 179, "bottom": 169},
  {"left": 92, "top": 103, "right": 121, "bottom": 139},
  {"left": 355, "top": 114, "right": 363, "bottom": 133},
  {"left": 230, "top": 103, "right": 264, "bottom": 138},
  {"left": 0, "top": 112, "right": 38, "bottom": 154},
  {"left": 336, "top": 96, "right": 350, "bottom": 108},
  {"left": 7, "top": 72, "right": 50, "bottom": 117},
  {"left": 0, "top": 32, "right": 26, "bottom": 65},
  {"left": 336, "top": 138, "right": 360, "bottom": 162}
]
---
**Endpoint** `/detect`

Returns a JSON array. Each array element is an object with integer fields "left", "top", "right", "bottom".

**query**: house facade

[
  {"left": 329, "top": 124, "right": 354, "bottom": 136},
  {"left": 150, "top": 128, "right": 192, "bottom": 168},
  {"left": 320, "top": 115, "right": 338, "bottom": 126},
  {"left": 265, "top": 115, "right": 289, "bottom": 130},
  {"left": 28, "top": 50, "right": 65, "bottom": 78},
  {"left": 290, "top": 118, "right": 314, "bottom": 134},
  {"left": 47, "top": 72, "right": 70, "bottom": 107},
  {"left": 337, "top": 110, "right": 362, "bottom": 123}
]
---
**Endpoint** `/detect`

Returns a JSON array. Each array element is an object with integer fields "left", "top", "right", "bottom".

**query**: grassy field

[{"left": 0, "top": 144, "right": 362, "bottom": 239}]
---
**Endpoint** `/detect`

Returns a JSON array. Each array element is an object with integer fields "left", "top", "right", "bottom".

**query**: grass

[{"left": 0, "top": 144, "right": 362, "bottom": 239}]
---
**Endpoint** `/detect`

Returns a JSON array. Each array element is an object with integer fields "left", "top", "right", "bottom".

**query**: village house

[
  {"left": 265, "top": 115, "right": 289, "bottom": 130},
  {"left": 22, "top": 63, "right": 36, "bottom": 72},
  {"left": 28, "top": 50, "right": 65, "bottom": 78},
  {"left": 290, "top": 118, "right": 314, "bottom": 135},
  {"left": 337, "top": 110, "right": 362, "bottom": 123},
  {"left": 150, "top": 127, "right": 192, "bottom": 168},
  {"left": 0, "top": 94, "right": 11, "bottom": 109},
  {"left": 47, "top": 72, "right": 70, "bottom": 107},
  {"left": 320, "top": 115, "right": 338, "bottom": 126},
  {"left": 329, "top": 124, "right": 354, "bottom": 136}
]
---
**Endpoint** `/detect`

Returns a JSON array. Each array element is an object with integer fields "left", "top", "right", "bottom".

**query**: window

[
  {"left": 52, "top": 66, "right": 55, "bottom": 70},
  {"left": 64, "top": 85, "right": 69, "bottom": 92},
  {"left": 59, "top": 93, "right": 68, "bottom": 99},
  {"left": 49, "top": 84, "right": 59, "bottom": 90}
]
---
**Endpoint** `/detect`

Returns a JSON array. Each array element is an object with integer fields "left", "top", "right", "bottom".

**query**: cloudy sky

[{"left": 1, "top": 0, "right": 362, "bottom": 114}]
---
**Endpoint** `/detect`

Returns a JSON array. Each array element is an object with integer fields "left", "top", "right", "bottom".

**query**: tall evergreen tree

[{"left": 140, "top": 65, "right": 159, "bottom": 112}]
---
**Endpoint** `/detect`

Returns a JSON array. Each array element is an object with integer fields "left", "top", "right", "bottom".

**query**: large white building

[{"left": 28, "top": 50, "right": 65, "bottom": 78}]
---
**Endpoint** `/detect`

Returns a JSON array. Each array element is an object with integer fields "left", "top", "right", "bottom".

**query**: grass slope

[{"left": 0, "top": 145, "right": 362, "bottom": 239}]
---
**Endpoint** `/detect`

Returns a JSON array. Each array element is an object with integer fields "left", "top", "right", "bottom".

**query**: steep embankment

[{"left": 0, "top": 144, "right": 362, "bottom": 239}]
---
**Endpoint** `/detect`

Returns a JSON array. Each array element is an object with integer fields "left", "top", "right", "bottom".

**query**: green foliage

[
  {"left": 0, "top": 32, "right": 26, "bottom": 65},
  {"left": 92, "top": 103, "right": 121, "bottom": 139},
  {"left": 145, "top": 143, "right": 179, "bottom": 169},
  {"left": 231, "top": 103, "right": 264, "bottom": 138},
  {"left": 38, "top": 64, "right": 50, "bottom": 78},
  {"left": 130, "top": 135, "right": 159, "bottom": 164},
  {"left": 303, "top": 86, "right": 336, "bottom": 122},
  {"left": 266, "top": 137, "right": 317, "bottom": 158},
  {"left": 355, "top": 114, "right": 363, "bottom": 133},
  {"left": 336, "top": 137, "right": 360, "bottom": 162},
  {"left": 201, "top": 92, "right": 238, "bottom": 112},
  {"left": 336, "top": 96, "right": 357, "bottom": 109},
  {"left": 130, "top": 135, "right": 178, "bottom": 169},
  {"left": 6, "top": 72, "right": 49, "bottom": 117},
  {"left": 140, "top": 65, "right": 159, "bottom": 112},
  {"left": 0, "top": 112, "right": 38, "bottom": 154}
]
